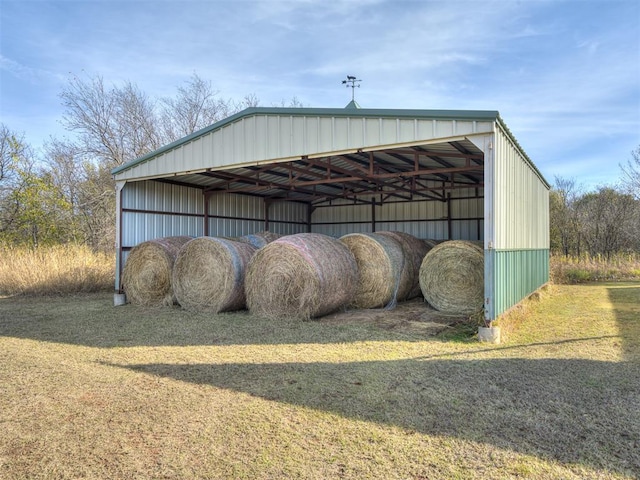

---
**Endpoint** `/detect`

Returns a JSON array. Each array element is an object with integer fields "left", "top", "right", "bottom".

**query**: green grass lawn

[{"left": 0, "top": 282, "right": 638, "bottom": 479}]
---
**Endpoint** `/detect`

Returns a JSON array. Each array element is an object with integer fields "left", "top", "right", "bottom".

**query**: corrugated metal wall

[
  {"left": 493, "top": 128, "right": 549, "bottom": 250},
  {"left": 120, "top": 181, "right": 308, "bottom": 248},
  {"left": 117, "top": 180, "right": 308, "bottom": 290},
  {"left": 311, "top": 190, "right": 483, "bottom": 240},
  {"left": 121, "top": 181, "right": 204, "bottom": 247},
  {"left": 485, "top": 125, "right": 550, "bottom": 321},
  {"left": 206, "top": 192, "right": 307, "bottom": 237}
]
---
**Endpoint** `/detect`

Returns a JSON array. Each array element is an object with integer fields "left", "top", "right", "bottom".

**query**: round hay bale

[
  {"left": 245, "top": 233, "right": 357, "bottom": 320},
  {"left": 172, "top": 237, "right": 257, "bottom": 313},
  {"left": 377, "top": 231, "right": 432, "bottom": 300},
  {"left": 122, "top": 236, "right": 193, "bottom": 306},
  {"left": 237, "top": 231, "right": 282, "bottom": 249},
  {"left": 339, "top": 232, "right": 411, "bottom": 309},
  {"left": 419, "top": 240, "right": 484, "bottom": 315}
]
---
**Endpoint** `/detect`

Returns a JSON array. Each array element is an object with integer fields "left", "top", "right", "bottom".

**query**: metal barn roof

[{"left": 111, "top": 107, "right": 546, "bottom": 206}]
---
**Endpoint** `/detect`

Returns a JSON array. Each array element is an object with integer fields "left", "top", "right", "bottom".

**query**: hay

[
  {"left": 419, "top": 240, "right": 484, "bottom": 315},
  {"left": 339, "top": 232, "right": 411, "bottom": 309},
  {"left": 377, "top": 231, "right": 432, "bottom": 300},
  {"left": 245, "top": 233, "right": 358, "bottom": 320},
  {"left": 237, "top": 231, "right": 282, "bottom": 249},
  {"left": 172, "top": 237, "right": 256, "bottom": 313},
  {"left": 423, "top": 239, "right": 442, "bottom": 249},
  {"left": 122, "top": 236, "right": 193, "bottom": 306}
]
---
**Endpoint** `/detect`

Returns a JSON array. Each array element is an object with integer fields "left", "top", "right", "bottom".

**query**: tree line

[
  {"left": 550, "top": 156, "right": 640, "bottom": 258},
  {"left": 1, "top": 73, "right": 639, "bottom": 255},
  {"left": 0, "top": 73, "right": 263, "bottom": 250}
]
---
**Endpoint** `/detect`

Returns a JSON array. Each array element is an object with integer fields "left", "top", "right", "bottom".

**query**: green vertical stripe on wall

[{"left": 487, "top": 249, "right": 549, "bottom": 320}]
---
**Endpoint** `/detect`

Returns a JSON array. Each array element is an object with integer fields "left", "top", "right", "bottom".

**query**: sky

[{"left": 1, "top": 0, "right": 639, "bottom": 190}]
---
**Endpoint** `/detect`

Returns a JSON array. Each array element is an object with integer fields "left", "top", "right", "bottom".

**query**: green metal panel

[{"left": 486, "top": 249, "right": 549, "bottom": 320}]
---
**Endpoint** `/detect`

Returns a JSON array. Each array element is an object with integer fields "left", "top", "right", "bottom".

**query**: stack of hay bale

[{"left": 121, "top": 230, "right": 484, "bottom": 319}]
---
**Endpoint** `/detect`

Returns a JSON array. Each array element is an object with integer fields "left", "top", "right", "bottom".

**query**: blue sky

[{"left": 1, "top": 0, "right": 639, "bottom": 189}]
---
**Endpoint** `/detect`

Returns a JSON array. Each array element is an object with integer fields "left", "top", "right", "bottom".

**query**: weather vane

[{"left": 342, "top": 75, "right": 362, "bottom": 101}]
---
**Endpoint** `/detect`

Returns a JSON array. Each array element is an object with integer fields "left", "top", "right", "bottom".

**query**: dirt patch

[{"left": 319, "top": 298, "right": 464, "bottom": 336}]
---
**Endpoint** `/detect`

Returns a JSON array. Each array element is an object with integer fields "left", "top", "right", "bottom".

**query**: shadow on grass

[
  {"left": 607, "top": 284, "right": 640, "bottom": 361},
  {"left": 112, "top": 356, "right": 640, "bottom": 476},
  {"left": 0, "top": 294, "right": 462, "bottom": 348}
]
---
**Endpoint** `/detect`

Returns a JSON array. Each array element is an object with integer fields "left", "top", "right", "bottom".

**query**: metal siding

[
  {"left": 304, "top": 117, "right": 319, "bottom": 152},
  {"left": 310, "top": 195, "right": 482, "bottom": 241},
  {"left": 319, "top": 117, "right": 334, "bottom": 152},
  {"left": 222, "top": 124, "right": 235, "bottom": 163},
  {"left": 377, "top": 198, "right": 447, "bottom": 222},
  {"left": 205, "top": 193, "right": 307, "bottom": 237},
  {"left": 435, "top": 121, "right": 454, "bottom": 138},
  {"left": 121, "top": 180, "right": 202, "bottom": 210},
  {"left": 493, "top": 127, "right": 549, "bottom": 250},
  {"left": 121, "top": 212, "right": 201, "bottom": 246},
  {"left": 491, "top": 249, "right": 550, "bottom": 317},
  {"left": 350, "top": 117, "right": 365, "bottom": 146},
  {"left": 311, "top": 223, "right": 372, "bottom": 237},
  {"left": 114, "top": 112, "right": 496, "bottom": 182},
  {"left": 292, "top": 116, "right": 305, "bottom": 153},
  {"left": 365, "top": 118, "right": 381, "bottom": 145},
  {"left": 334, "top": 117, "right": 349, "bottom": 150},
  {"left": 399, "top": 119, "right": 415, "bottom": 143},
  {"left": 485, "top": 126, "right": 550, "bottom": 322},
  {"left": 380, "top": 118, "right": 397, "bottom": 144}
]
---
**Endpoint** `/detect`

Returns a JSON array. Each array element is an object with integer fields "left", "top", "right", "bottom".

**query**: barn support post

[
  {"left": 447, "top": 192, "right": 453, "bottom": 240},
  {"left": 307, "top": 203, "right": 315, "bottom": 233},
  {"left": 113, "top": 181, "right": 126, "bottom": 305},
  {"left": 264, "top": 199, "right": 271, "bottom": 231},
  {"left": 476, "top": 187, "right": 482, "bottom": 240},
  {"left": 371, "top": 197, "right": 376, "bottom": 232},
  {"left": 203, "top": 191, "right": 210, "bottom": 236}
]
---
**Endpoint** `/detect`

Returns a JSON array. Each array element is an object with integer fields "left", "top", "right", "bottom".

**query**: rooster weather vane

[{"left": 342, "top": 75, "right": 362, "bottom": 102}]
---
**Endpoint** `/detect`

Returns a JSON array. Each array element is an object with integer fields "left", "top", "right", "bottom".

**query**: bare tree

[
  {"left": 54, "top": 72, "right": 262, "bottom": 249},
  {"left": 159, "top": 73, "right": 251, "bottom": 141},
  {"left": 621, "top": 145, "right": 640, "bottom": 199},
  {"left": 575, "top": 187, "right": 637, "bottom": 258},
  {"left": 60, "top": 74, "right": 161, "bottom": 167},
  {"left": 549, "top": 176, "right": 582, "bottom": 256},
  {"left": 0, "top": 124, "right": 25, "bottom": 184},
  {"left": 0, "top": 125, "right": 31, "bottom": 238},
  {"left": 271, "top": 96, "right": 307, "bottom": 108}
]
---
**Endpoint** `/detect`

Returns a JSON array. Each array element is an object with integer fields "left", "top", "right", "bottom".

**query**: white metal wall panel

[
  {"left": 493, "top": 126, "right": 549, "bottom": 249},
  {"left": 121, "top": 212, "right": 201, "bottom": 246},
  {"left": 120, "top": 181, "right": 203, "bottom": 247},
  {"left": 311, "top": 223, "right": 373, "bottom": 238},
  {"left": 310, "top": 193, "right": 483, "bottom": 241},
  {"left": 312, "top": 203, "right": 371, "bottom": 224},
  {"left": 377, "top": 198, "right": 447, "bottom": 222},
  {"left": 269, "top": 201, "right": 307, "bottom": 222},
  {"left": 114, "top": 112, "right": 496, "bottom": 182},
  {"left": 208, "top": 192, "right": 262, "bottom": 218},
  {"left": 121, "top": 180, "right": 203, "bottom": 213},
  {"left": 205, "top": 193, "right": 307, "bottom": 237}
]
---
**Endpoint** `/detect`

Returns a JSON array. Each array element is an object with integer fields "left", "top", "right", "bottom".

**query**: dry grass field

[
  {"left": 0, "top": 245, "right": 114, "bottom": 295},
  {"left": 0, "top": 280, "right": 639, "bottom": 479}
]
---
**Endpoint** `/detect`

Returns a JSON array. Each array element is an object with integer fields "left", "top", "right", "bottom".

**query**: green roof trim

[{"left": 111, "top": 107, "right": 502, "bottom": 176}]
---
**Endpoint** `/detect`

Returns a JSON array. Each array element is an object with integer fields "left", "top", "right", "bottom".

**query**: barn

[{"left": 111, "top": 106, "right": 550, "bottom": 323}]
